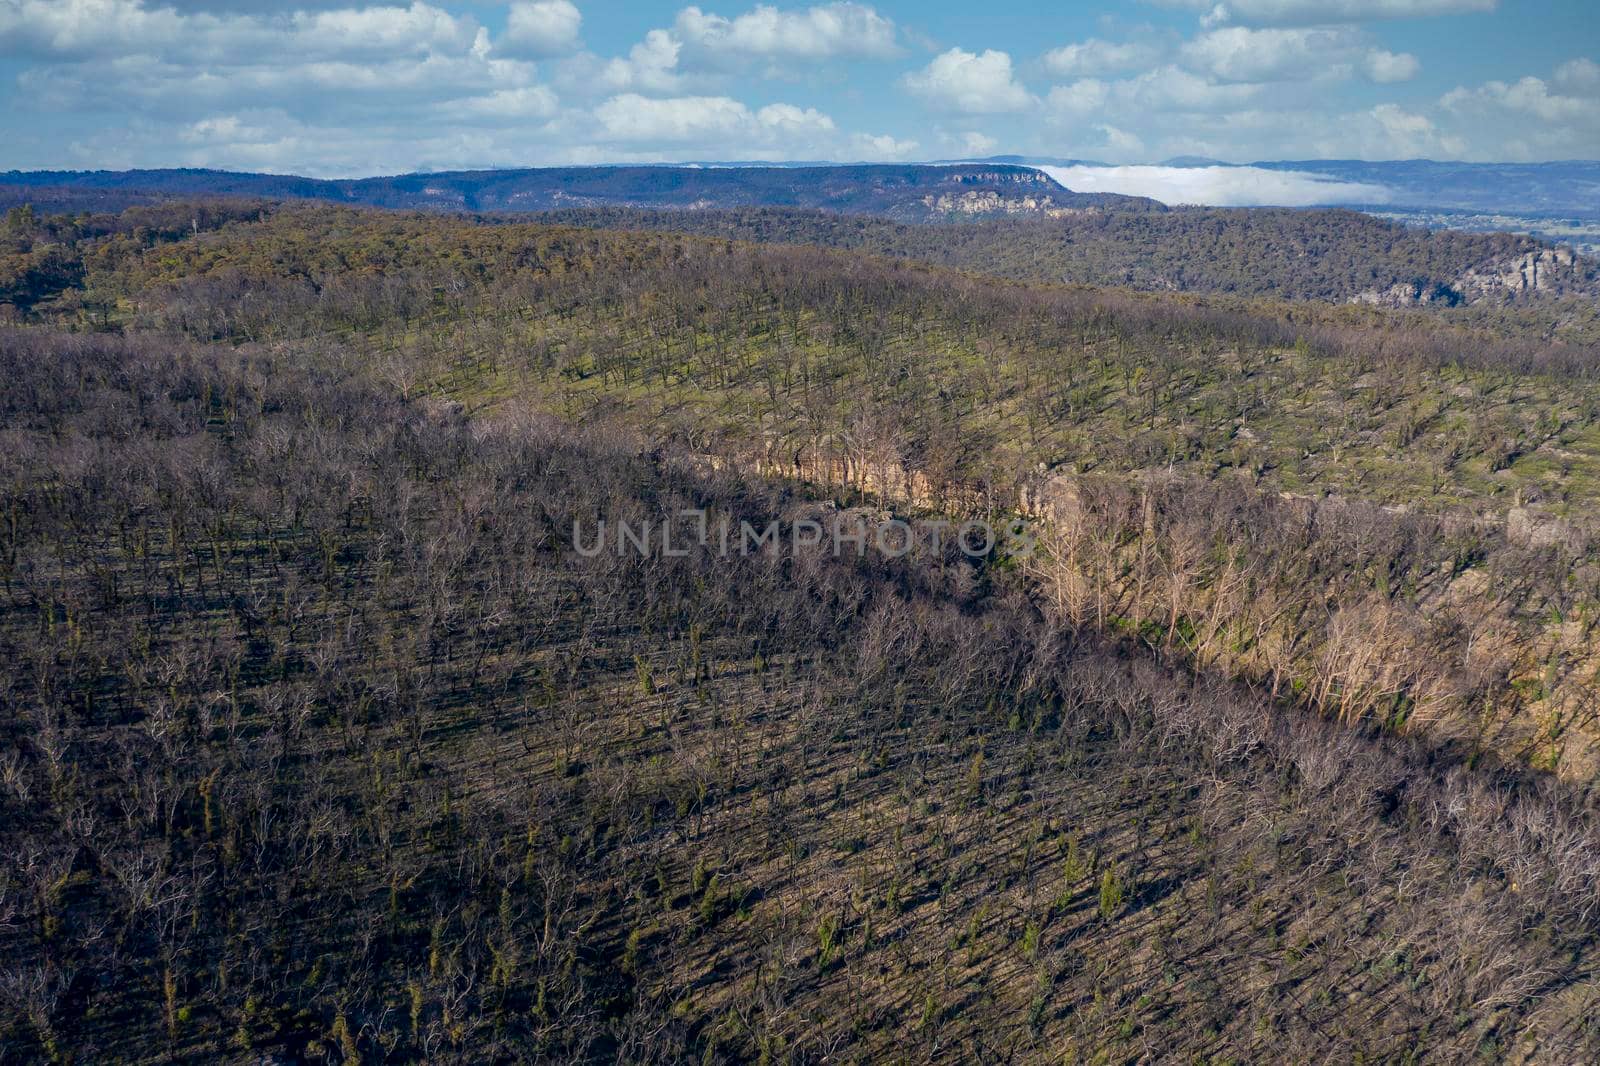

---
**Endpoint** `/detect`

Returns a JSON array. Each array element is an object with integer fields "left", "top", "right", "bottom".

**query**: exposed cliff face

[
  {"left": 918, "top": 189, "right": 1099, "bottom": 216},
  {"left": 942, "top": 169, "right": 1057, "bottom": 186},
  {"left": 1348, "top": 281, "right": 1464, "bottom": 307},
  {"left": 1456, "top": 247, "right": 1579, "bottom": 298},
  {"left": 1350, "top": 245, "right": 1592, "bottom": 307}
]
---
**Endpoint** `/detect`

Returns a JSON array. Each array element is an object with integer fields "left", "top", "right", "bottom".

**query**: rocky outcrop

[
  {"left": 1349, "top": 281, "right": 1464, "bottom": 308},
  {"left": 942, "top": 170, "right": 1057, "bottom": 187},
  {"left": 1350, "top": 246, "right": 1588, "bottom": 307},
  {"left": 921, "top": 190, "right": 1058, "bottom": 215},
  {"left": 1456, "top": 246, "right": 1579, "bottom": 299},
  {"left": 919, "top": 190, "right": 1102, "bottom": 218}
]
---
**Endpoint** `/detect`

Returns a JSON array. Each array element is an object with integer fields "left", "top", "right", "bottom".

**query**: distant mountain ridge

[
  {"left": 0, "top": 164, "right": 1155, "bottom": 221},
  {"left": 1248, "top": 159, "right": 1600, "bottom": 217},
  {"left": 995, "top": 157, "right": 1600, "bottom": 219}
]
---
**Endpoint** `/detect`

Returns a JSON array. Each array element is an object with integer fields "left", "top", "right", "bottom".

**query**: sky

[{"left": 0, "top": 0, "right": 1596, "bottom": 177}]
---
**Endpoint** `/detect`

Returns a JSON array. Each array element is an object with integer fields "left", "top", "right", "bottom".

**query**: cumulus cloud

[
  {"left": 1, "top": 0, "right": 1589, "bottom": 175},
  {"left": 1037, "top": 163, "right": 1392, "bottom": 206},
  {"left": 1160, "top": 0, "right": 1496, "bottom": 24},
  {"left": 1364, "top": 50, "right": 1420, "bottom": 83},
  {"left": 1359, "top": 102, "right": 1463, "bottom": 155},
  {"left": 499, "top": 0, "right": 582, "bottom": 58},
  {"left": 1042, "top": 38, "right": 1163, "bottom": 78},
  {"left": 593, "top": 92, "right": 832, "bottom": 144},
  {"left": 849, "top": 132, "right": 919, "bottom": 159},
  {"left": 1436, "top": 65, "right": 1599, "bottom": 158},
  {"left": 0, "top": 0, "right": 532, "bottom": 115},
  {"left": 1180, "top": 26, "right": 1417, "bottom": 83},
  {"left": 0, "top": 0, "right": 907, "bottom": 173},
  {"left": 437, "top": 85, "right": 561, "bottom": 121},
  {"left": 1181, "top": 26, "right": 1347, "bottom": 81},
  {"left": 960, "top": 131, "right": 999, "bottom": 155},
  {"left": 0, "top": 0, "right": 484, "bottom": 62},
  {"left": 593, "top": 29, "right": 686, "bottom": 93},
  {"left": 1049, "top": 66, "right": 1260, "bottom": 117},
  {"left": 557, "top": 3, "right": 898, "bottom": 99},
  {"left": 1442, "top": 73, "right": 1598, "bottom": 125},
  {"left": 155, "top": 0, "right": 358, "bottom": 9},
  {"left": 1096, "top": 124, "right": 1146, "bottom": 155},
  {"left": 1045, "top": 79, "right": 1111, "bottom": 116},
  {"left": 1556, "top": 58, "right": 1600, "bottom": 93},
  {"left": 673, "top": 3, "right": 899, "bottom": 62},
  {"left": 100, "top": 105, "right": 519, "bottom": 175},
  {"left": 903, "top": 48, "right": 1035, "bottom": 114}
]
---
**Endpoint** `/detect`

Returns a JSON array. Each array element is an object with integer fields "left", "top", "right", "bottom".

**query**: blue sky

[{"left": 0, "top": 0, "right": 1595, "bottom": 175}]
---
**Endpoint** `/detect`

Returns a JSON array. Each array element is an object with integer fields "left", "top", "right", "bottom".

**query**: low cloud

[{"left": 1037, "top": 164, "right": 1393, "bottom": 206}]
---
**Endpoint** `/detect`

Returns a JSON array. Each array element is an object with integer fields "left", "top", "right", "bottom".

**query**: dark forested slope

[{"left": 1, "top": 327, "right": 1598, "bottom": 1063}]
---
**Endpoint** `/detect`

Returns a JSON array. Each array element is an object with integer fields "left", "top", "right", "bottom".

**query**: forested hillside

[
  {"left": 5, "top": 202, "right": 1600, "bottom": 1062},
  {"left": 537, "top": 204, "right": 1600, "bottom": 312},
  {"left": 11, "top": 203, "right": 1600, "bottom": 769},
  {"left": 7, "top": 169, "right": 1595, "bottom": 335}
]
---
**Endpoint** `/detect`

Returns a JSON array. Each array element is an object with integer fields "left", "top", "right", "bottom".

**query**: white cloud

[
  {"left": 673, "top": 3, "right": 899, "bottom": 61},
  {"left": 0, "top": 0, "right": 484, "bottom": 62},
  {"left": 566, "top": 3, "right": 897, "bottom": 96},
  {"left": 1161, "top": 0, "right": 1496, "bottom": 25},
  {"left": 0, "top": 0, "right": 919, "bottom": 173},
  {"left": 1554, "top": 58, "right": 1600, "bottom": 94},
  {"left": 500, "top": 0, "right": 582, "bottom": 58},
  {"left": 292, "top": 4, "right": 479, "bottom": 57},
  {"left": 755, "top": 101, "right": 836, "bottom": 133},
  {"left": 960, "top": 131, "right": 998, "bottom": 155},
  {"left": 903, "top": 48, "right": 1035, "bottom": 114},
  {"left": 1361, "top": 102, "right": 1463, "bottom": 155},
  {"left": 1037, "top": 163, "right": 1392, "bottom": 206},
  {"left": 100, "top": 106, "right": 515, "bottom": 175},
  {"left": 1180, "top": 26, "right": 1416, "bottom": 84},
  {"left": 594, "top": 93, "right": 751, "bottom": 141},
  {"left": 596, "top": 29, "right": 685, "bottom": 93},
  {"left": 438, "top": 85, "right": 560, "bottom": 121},
  {"left": 1442, "top": 75, "right": 1599, "bottom": 125},
  {"left": 1181, "top": 26, "right": 1347, "bottom": 81},
  {"left": 1364, "top": 50, "right": 1420, "bottom": 83},
  {"left": 1097, "top": 124, "right": 1146, "bottom": 155},
  {"left": 593, "top": 92, "right": 833, "bottom": 145},
  {"left": 1432, "top": 68, "right": 1598, "bottom": 158},
  {"left": 1045, "top": 78, "right": 1110, "bottom": 115},
  {"left": 1131, "top": 65, "right": 1262, "bottom": 109},
  {"left": 1042, "top": 38, "right": 1162, "bottom": 78},
  {"left": 2, "top": 0, "right": 1587, "bottom": 175},
  {"left": 1049, "top": 66, "right": 1260, "bottom": 117},
  {"left": 157, "top": 0, "right": 359, "bottom": 9},
  {"left": 850, "top": 132, "right": 919, "bottom": 159},
  {"left": 1, "top": 0, "right": 539, "bottom": 117}
]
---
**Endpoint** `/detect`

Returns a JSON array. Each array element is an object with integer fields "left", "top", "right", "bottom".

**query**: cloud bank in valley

[{"left": 1036, "top": 164, "right": 1393, "bottom": 207}]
